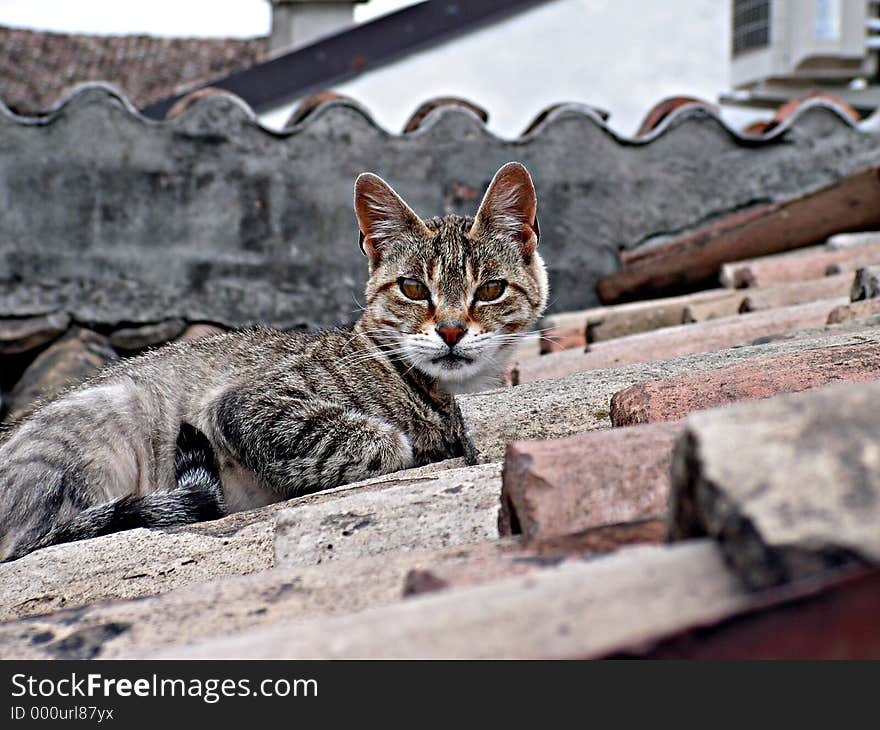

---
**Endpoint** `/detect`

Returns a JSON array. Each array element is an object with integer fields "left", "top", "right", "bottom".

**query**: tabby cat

[{"left": 0, "top": 162, "right": 548, "bottom": 561}]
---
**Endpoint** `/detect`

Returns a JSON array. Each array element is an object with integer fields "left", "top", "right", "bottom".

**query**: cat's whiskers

[
  {"left": 349, "top": 292, "right": 368, "bottom": 314},
  {"left": 336, "top": 339, "right": 415, "bottom": 367},
  {"left": 339, "top": 327, "right": 399, "bottom": 357}
]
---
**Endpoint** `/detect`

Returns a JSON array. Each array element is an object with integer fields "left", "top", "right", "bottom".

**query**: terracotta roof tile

[
  {"left": 0, "top": 25, "right": 267, "bottom": 115},
  {"left": 597, "top": 165, "right": 880, "bottom": 303},
  {"left": 501, "top": 423, "right": 680, "bottom": 540},
  {"left": 515, "top": 299, "right": 847, "bottom": 382},
  {"left": 609, "top": 566, "right": 880, "bottom": 659},
  {"left": 634, "top": 95, "right": 717, "bottom": 137},
  {"left": 608, "top": 341, "right": 880, "bottom": 426},
  {"left": 720, "top": 239, "right": 880, "bottom": 288}
]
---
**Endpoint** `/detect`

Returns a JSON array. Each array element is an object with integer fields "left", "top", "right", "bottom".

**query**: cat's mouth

[{"left": 431, "top": 353, "right": 473, "bottom": 368}]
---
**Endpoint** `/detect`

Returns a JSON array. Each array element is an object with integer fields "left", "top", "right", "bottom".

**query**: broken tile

[
  {"left": 0, "top": 312, "right": 70, "bottom": 355},
  {"left": 670, "top": 381, "right": 880, "bottom": 590},
  {"left": 609, "top": 341, "right": 880, "bottom": 426},
  {"left": 144, "top": 541, "right": 750, "bottom": 659},
  {"left": 500, "top": 424, "right": 679, "bottom": 539},
  {"left": 274, "top": 464, "right": 502, "bottom": 568}
]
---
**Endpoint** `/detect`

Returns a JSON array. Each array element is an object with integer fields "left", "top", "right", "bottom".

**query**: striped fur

[{"left": 0, "top": 163, "right": 547, "bottom": 560}]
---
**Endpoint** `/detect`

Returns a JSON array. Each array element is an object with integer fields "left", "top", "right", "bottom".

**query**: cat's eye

[
  {"left": 474, "top": 279, "right": 507, "bottom": 302},
  {"left": 398, "top": 277, "right": 430, "bottom": 301}
]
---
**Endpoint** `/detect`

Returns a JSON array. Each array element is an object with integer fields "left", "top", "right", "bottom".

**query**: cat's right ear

[{"left": 354, "top": 173, "right": 429, "bottom": 265}]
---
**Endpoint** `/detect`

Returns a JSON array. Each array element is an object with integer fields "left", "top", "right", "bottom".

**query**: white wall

[
  {"left": 262, "top": 0, "right": 763, "bottom": 138},
  {"left": 0, "top": 0, "right": 270, "bottom": 36}
]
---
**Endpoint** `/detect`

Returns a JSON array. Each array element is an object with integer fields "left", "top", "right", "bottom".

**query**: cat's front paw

[{"left": 356, "top": 416, "right": 414, "bottom": 478}]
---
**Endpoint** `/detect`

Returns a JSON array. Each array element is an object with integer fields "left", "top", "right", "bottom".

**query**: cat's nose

[{"left": 435, "top": 320, "right": 466, "bottom": 347}]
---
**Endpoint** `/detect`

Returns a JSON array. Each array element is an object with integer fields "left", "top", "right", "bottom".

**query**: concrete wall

[{"left": 0, "top": 84, "right": 877, "bottom": 331}]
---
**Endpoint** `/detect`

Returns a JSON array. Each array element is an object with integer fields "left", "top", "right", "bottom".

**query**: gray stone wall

[{"left": 0, "top": 84, "right": 877, "bottom": 330}]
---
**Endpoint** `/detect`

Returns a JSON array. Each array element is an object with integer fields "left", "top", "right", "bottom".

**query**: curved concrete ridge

[
  {"left": 0, "top": 81, "right": 869, "bottom": 145},
  {"left": 1, "top": 82, "right": 877, "bottom": 328}
]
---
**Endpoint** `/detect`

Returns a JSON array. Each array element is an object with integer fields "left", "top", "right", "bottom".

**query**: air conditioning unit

[{"left": 731, "top": 0, "right": 874, "bottom": 89}]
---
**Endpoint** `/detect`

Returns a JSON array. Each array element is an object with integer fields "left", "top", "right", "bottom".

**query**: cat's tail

[{"left": 3, "top": 424, "right": 225, "bottom": 562}]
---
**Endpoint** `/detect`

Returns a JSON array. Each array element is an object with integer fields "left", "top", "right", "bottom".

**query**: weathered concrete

[
  {"left": 459, "top": 326, "right": 880, "bottom": 463},
  {"left": 850, "top": 266, "right": 880, "bottom": 302},
  {"left": 519, "top": 298, "right": 844, "bottom": 379},
  {"left": 5, "top": 328, "right": 117, "bottom": 420},
  {"left": 145, "top": 541, "right": 751, "bottom": 659},
  {"left": 720, "top": 241, "right": 880, "bottom": 288},
  {"left": 0, "top": 534, "right": 546, "bottom": 660},
  {"left": 609, "top": 341, "right": 880, "bottom": 426},
  {"left": 108, "top": 319, "right": 186, "bottom": 351},
  {"left": 0, "top": 519, "right": 672, "bottom": 660},
  {"left": 500, "top": 424, "right": 679, "bottom": 539},
  {"left": 0, "top": 312, "right": 70, "bottom": 354},
  {"left": 2, "top": 86, "right": 879, "bottom": 326},
  {"left": 404, "top": 519, "right": 666, "bottom": 596},
  {"left": 0, "top": 518, "right": 275, "bottom": 624},
  {"left": 0, "top": 458, "right": 465, "bottom": 621},
  {"left": 274, "top": 463, "right": 502, "bottom": 568},
  {"left": 670, "top": 382, "right": 880, "bottom": 590}
]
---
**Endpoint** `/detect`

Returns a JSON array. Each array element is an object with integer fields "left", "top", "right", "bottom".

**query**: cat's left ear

[
  {"left": 354, "top": 172, "right": 430, "bottom": 266},
  {"left": 470, "top": 162, "right": 539, "bottom": 257}
]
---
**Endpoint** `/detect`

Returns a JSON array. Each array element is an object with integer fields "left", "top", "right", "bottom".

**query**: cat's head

[{"left": 353, "top": 162, "right": 548, "bottom": 392}]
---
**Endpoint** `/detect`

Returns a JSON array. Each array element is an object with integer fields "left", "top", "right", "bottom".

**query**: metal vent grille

[{"left": 733, "top": 0, "right": 771, "bottom": 57}]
